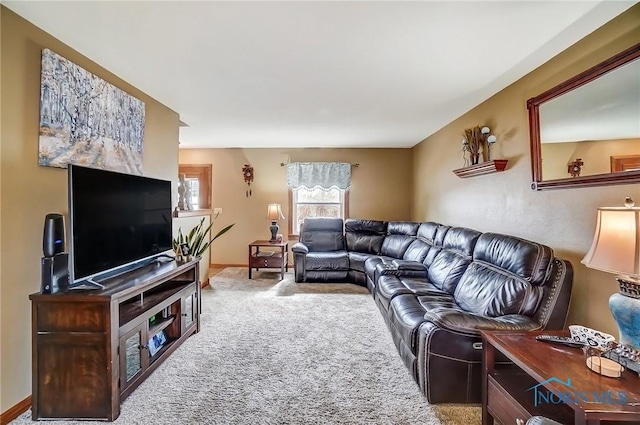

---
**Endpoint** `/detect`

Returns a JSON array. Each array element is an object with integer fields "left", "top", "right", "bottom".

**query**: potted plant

[{"left": 173, "top": 217, "right": 234, "bottom": 261}]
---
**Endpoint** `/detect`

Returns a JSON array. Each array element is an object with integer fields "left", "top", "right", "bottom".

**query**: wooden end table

[
  {"left": 482, "top": 330, "right": 640, "bottom": 425},
  {"left": 248, "top": 240, "right": 288, "bottom": 280}
]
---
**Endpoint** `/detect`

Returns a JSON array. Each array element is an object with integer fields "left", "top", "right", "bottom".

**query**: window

[
  {"left": 290, "top": 187, "right": 348, "bottom": 234},
  {"left": 185, "top": 177, "right": 200, "bottom": 209},
  {"left": 178, "top": 164, "right": 211, "bottom": 210}
]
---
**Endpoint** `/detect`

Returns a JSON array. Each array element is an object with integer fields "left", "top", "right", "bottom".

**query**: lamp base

[
  {"left": 611, "top": 276, "right": 640, "bottom": 350},
  {"left": 269, "top": 221, "right": 279, "bottom": 243}
]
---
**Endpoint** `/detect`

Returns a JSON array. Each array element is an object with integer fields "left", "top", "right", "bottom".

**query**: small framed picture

[
  {"left": 276, "top": 233, "right": 283, "bottom": 243},
  {"left": 180, "top": 243, "right": 190, "bottom": 256}
]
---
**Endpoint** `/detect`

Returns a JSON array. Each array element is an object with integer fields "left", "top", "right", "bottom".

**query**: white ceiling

[{"left": 3, "top": 1, "right": 636, "bottom": 148}]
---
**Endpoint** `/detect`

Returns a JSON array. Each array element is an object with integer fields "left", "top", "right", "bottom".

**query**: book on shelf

[
  {"left": 256, "top": 251, "right": 274, "bottom": 257},
  {"left": 148, "top": 330, "right": 167, "bottom": 356}
]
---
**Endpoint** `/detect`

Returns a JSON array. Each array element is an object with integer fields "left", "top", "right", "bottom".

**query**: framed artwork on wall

[{"left": 38, "top": 48, "right": 146, "bottom": 175}]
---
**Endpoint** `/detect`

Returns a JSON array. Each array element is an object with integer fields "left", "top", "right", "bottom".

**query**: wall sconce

[{"left": 481, "top": 126, "right": 498, "bottom": 160}]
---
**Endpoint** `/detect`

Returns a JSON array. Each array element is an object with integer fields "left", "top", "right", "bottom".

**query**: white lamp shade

[
  {"left": 266, "top": 203, "right": 285, "bottom": 221},
  {"left": 581, "top": 207, "right": 640, "bottom": 276}
]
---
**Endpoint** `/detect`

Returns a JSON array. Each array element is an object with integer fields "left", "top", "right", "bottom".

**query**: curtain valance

[{"left": 286, "top": 162, "right": 351, "bottom": 190}]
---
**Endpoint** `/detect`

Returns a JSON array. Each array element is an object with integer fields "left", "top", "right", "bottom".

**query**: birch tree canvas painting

[{"left": 38, "top": 49, "right": 145, "bottom": 175}]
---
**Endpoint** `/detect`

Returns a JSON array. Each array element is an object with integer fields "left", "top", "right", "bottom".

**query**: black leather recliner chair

[{"left": 292, "top": 218, "right": 349, "bottom": 282}]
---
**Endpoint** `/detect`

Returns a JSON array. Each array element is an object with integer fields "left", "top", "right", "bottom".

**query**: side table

[
  {"left": 248, "top": 240, "right": 288, "bottom": 280},
  {"left": 482, "top": 330, "right": 640, "bottom": 425}
]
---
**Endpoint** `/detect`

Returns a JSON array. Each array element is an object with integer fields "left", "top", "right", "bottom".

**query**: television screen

[{"left": 68, "top": 165, "right": 173, "bottom": 285}]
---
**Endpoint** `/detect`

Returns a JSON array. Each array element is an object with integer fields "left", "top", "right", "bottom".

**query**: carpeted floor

[{"left": 12, "top": 268, "right": 481, "bottom": 424}]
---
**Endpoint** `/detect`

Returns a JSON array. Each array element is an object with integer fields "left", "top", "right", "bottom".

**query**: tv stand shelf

[
  {"left": 118, "top": 282, "right": 189, "bottom": 327},
  {"left": 148, "top": 314, "right": 176, "bottom": 336},
  {"left": 30, "top": 258, "right": 200, "bottom": 421}
]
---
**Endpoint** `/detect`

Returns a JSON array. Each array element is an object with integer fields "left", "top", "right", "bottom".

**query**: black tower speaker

[
  {"left": 41, "top": 253, "right": 69, "bottom": 294},
  {"left": 43, "top": 213, "right": 65, "bottom": 257},
  {"left": 41, "top": 213, "right": 68, "bottom": 293}
]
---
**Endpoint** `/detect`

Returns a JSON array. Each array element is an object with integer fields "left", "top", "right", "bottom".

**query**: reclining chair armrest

[
  {"left": 292, "top": 242, "right": 309, "bottom": 282},
  {"left": 424, "top": 309, "right": 542, "bottom": 337},
  {"left": 291, "top": 242, "right": 309, "bottom": 255}
]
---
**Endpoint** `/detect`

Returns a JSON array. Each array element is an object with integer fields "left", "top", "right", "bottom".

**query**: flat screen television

[{"left": 68, "top": 165, "right": 173, "bottom": 287}]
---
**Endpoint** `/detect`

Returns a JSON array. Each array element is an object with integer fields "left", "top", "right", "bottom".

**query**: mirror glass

[{"left": 528, "top": 43, "right": 640, "bottom": 190}]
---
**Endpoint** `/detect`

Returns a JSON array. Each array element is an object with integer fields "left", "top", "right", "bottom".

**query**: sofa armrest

[
  {"left": 374, "top": 260, "right": 428, "bottom": 283},
  {"left": 391, "top": 259, "right": 427, "bottom": 273},
  {"left": 292, "top": 242, "right": 309, "bottom": 255},
  {"left": 424, "top": 309, "right": 541, "bottom": 337}
]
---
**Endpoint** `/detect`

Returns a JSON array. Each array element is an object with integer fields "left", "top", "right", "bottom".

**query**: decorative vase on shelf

[
  {"left": 471, "top": 153, "right": 480, "bottom": 165},
  {"left": 178, "top": 173, "right": 193, "bottom": 211},
  {"left": 178, "top": 174, "right": 187, "bottom": 210},
  {"left": 184, "top": 182, "right": 193, "bottom": 210}
]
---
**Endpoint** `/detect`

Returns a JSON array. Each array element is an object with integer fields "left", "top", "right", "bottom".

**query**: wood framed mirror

[{"left": 527, "top": 42, "right": 640, "bottom": 190}]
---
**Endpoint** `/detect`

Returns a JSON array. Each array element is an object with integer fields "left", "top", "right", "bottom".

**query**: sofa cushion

[
  {"left": 427, "top": 227, "right": 481, "bottom": 294},
  {"left": 344, "top": 219, "right": 387, "bottom": 254},
  {"left": 423, "top": 308, "right": 541, "bottom": 334},
  {"left": 345, "top": 218, "right": 388, "bottom": 234},
  {"left": 304, "top": 251, "right": 349, "bottom": 271},
  {"left": 299, "top": 218, "right": 345, "bottom": 252},
  {"left": 388, "top": 221, "right": 420, "bottom": 236},
  {"left": 417, "top": 222, "right": 440, "bottom": 241},
  {"left": 348, "top": 251, "right": 377, "bottom": 273},
  {"left": 473, "top": 233, "right": 554, "bottom": 286},
  {"left": 304, "top": 270, "right": 349, "bottom": 282},
  {"left": 388, "top": 293, "right": 456, "bottom": 355},
  {"left": 403, "top": 239, "right": 430, "bottom": 262},
  {"left": 376, "top": 276, "right": 445, "bottom": 312},
  {"left": 454, "top": 262, "right": 544, "bottom": 317},
  {"left": 421, "top": 223, "right": 452, "bottom": 268},
  {"left": 381, "top": 236, "right": 415, "bottom": 258},
  {"left": 451, "top": 233, "right": 553, "bottom": 318},
  {"left": 388, "top": 295, "right": 429, "bottom": 355},
  {"left": 427, "top": 253, "right": 471, "bottom": 294}
]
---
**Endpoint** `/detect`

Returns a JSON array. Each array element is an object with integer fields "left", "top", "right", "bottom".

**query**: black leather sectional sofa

[{"left": 292, "top": 218, "right": 573, "bottom": 403}]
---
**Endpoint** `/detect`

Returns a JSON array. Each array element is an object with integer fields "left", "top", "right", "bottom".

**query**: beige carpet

[{"left": 12, "top": 267, "right": 481, "bottom": 424}]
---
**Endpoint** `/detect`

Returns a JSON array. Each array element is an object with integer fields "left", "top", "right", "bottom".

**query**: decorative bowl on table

[{"left": 569, "top": 325, "right": 615, "bottom": 351}]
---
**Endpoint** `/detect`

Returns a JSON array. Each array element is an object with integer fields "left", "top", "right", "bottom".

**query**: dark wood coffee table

[
  {"left": 248, "top": 240, "right": 288, "bottom": 280},
  {"left": 482, "top": 330, "right": 640, "bottom": 425}
]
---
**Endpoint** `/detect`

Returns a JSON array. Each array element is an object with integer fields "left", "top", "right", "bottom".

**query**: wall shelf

[
  {"left": 175, "top": 209, "right": 213, "bottom": 218},
  {"left": 453, "top": 159, "right": 508, "bottom": 178}
]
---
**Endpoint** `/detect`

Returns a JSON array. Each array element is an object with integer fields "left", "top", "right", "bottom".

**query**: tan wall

[
  {"left": 0, "top": 7, "right": 180, "bottom": 412},
  {"left": 413, "top": 5, "right": 640, "bottom": 337},
  {"left": 179, "top": 148, "right": 413, "bottom": 266},
  {"left": 542, "top": 138, "right": 640, "bottom": 180}
]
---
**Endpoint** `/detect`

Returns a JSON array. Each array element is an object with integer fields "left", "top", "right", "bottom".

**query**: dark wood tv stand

[{"left": 30, "top": 258, "right": 200, "bottom": 421}]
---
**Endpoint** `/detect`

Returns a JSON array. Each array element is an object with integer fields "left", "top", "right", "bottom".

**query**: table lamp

[
  {"left": 581, "top": 197, "right": 640, "bottom": 352},
  {"left": 266, "top": 203, "right": 285, "bottom": 243}
]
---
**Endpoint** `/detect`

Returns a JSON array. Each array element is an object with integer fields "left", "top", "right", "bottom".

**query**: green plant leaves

[{"left": 173, "top": 217, "right": 235, "bottom": 258}]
